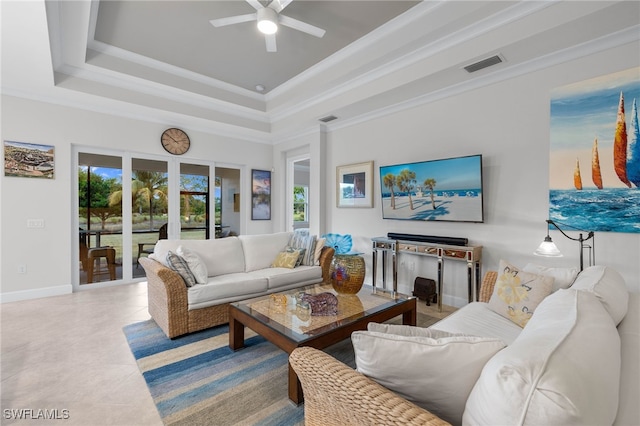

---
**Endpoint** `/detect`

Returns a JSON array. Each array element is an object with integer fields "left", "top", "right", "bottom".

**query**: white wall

[
  {"left": 1, "top": 96, "right": 273, "bottom": 300},
  {"left": 2, "top": 42, "right": 639, "bottom": 305},
  {"left": 324, "top": 42, "right": 640, "bottom": 305}
]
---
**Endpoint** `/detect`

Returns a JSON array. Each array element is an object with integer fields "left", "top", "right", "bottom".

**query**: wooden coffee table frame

[{"left": 229, "top": 291, "right": 417, "bottom": 404}]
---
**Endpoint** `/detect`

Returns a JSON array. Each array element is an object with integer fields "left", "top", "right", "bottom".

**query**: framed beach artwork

[
  {"left": 251, "top": 169, "right": 271, "bottom": 220},
  {"left": 336, "top": 161, "right": 374, "bottom": 208},
  {"left": 4, "top": 141, "right": 55, "bottom": 179},
  {"left": 549, "top": 67, "right": 640, "bottom": 233},
  {"left": 379, "top": 154, "right": 484, "bottom": 223}
]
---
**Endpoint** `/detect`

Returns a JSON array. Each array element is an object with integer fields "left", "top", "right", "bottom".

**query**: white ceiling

[{"left": 2, "top": 1, "right": 639, "bottom": 144}]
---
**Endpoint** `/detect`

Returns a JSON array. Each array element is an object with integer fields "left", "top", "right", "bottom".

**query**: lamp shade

[
  {"left": 257, "top": 8, "right": 278, "bottom": 34},
  {"left": 534, "top": 237, "right": 563, "bottom": 257}
]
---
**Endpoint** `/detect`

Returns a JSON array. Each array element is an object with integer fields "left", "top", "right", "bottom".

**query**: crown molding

[
  {"left": 267, "top": 1, "right": 553, "bottom": 123},
  {"left": 327, "top": 25, "right": 640, "bottom": 133}
]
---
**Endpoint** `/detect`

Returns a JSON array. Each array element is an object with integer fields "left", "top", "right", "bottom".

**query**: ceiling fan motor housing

[{"left": 257, "top": 7, "right": 278, "bottom": 34}]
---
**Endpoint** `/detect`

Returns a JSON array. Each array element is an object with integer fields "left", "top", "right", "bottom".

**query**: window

[{"left": 293, "top": 185, "right": 308, "bottom": 222}]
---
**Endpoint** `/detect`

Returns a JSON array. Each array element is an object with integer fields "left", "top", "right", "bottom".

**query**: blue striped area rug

[{"left": 123, "top": 319, "right": 354, "bottom": 426}]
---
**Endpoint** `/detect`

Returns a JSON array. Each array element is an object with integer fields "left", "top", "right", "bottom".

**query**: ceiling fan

[{"left": 209, "top": 0, "right": 326, "bottom": 52}]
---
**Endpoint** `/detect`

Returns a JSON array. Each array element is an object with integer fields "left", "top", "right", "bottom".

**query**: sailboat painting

[{"left": 550, "top": 67, "right": 640, "bottom": 233}]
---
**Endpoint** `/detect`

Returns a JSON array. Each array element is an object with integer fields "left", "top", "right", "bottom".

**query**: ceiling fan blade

[
  {"left": 268, "top": 0, "right": 293, "bottom": 13},
  {"left": 245, "top": 0, "right": 264, "bottom": 11},
  {"left": 279, "top": 15, "right": 326, "bottom": 38},
  {"left": 209, "top": 13, "right": 256, "bottom": 27},
  {"left": 265, "top": 34, "right": 277, "bottom": 52}
]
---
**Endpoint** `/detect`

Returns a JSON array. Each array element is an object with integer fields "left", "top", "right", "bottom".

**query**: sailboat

[
  {"left": 614, "top": 91, "right": 632, "bottom": 187},
  {"left": 574, "top": 158, "right": 582, "bottom": 190},
  {"left": 592, "top": 137, "right": 603, "bottom": 189},
  {"left": 627, "top": 98, "right": 640, "bottom": 188}
]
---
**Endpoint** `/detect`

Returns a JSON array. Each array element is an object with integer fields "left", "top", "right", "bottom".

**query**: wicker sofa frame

[
  {"left": 140, "top": 246, "right": 335, "bottom": 339},
  {"left": 289, "top": 271, "right": 498, "bottom": 426}
]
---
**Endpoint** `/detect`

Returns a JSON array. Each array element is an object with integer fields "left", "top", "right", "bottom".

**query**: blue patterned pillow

[
  {"left": 166, "top": 251, "right": 197, "bottom": 287},
  {"left": 288, "top": 234, "right": 317, "bottom": 266}
]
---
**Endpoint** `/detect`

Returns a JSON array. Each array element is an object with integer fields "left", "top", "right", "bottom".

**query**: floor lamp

[{"left": 533, "top": 219, "right": 595, "bottom": 271}]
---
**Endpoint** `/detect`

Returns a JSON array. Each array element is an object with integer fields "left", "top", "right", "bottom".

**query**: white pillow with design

[
  {"left": 487, "top": 260, "right": 554, "bottom": 328},
  {"left": 367, "top": 323, "right": 463, "bottom": 339},
  {"left": 177, "top": 245, "right": 208, "bottom": 284},
  {"left": 352, "top": 330, "right": 505, "bottom": 425}
]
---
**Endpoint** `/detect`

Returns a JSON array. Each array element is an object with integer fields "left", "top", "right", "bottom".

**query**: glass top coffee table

[{"left": 229, "top": 283, "right": 417, "bottom": 404}]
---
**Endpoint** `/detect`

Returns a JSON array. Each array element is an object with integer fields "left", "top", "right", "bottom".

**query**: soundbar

[{"left": 387, "top": 232, "right": 468, "bottom": 247}]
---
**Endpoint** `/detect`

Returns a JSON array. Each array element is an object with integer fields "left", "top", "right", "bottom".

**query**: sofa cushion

[
  {"left": 487, "top": 260, "right": 554, "bottom": 327},
  {"left": 187, "top": 273, "right": 268, "bottom": 310},
  {"left": 463, "top": 289, "right": 621, "bottom": 426},
  {"left": 239, "top": 232, "right": 292, "bottom": 272},
  {"left": 288, "top": 233, "right": 317, "bottom": 266},
  {"left": 432, "top": 302, "right": 523, "bottom": 345},
  {"left": 571, "top": 265, "right": 628, "bottom": 325},
  {"left": 153, "top": 237, "right": 245, "bottom": 277},
  {"left": 352, "top": 330, "right": 505, "bottom": 425},
  {"left": 615, "top": 292, "right": 639, "bottom": 425},
  {"left": 523, "top": 262, "right": 579, "bottom": 292},
  {"left": 177, "top": 245, "right": 208, "bottom": 284},
  {"left": 368, "top": 323, "right": 462, "bottom": 338},
  {"left": 166, "top": 251, "right": 196, "bottom": 287},
  {"left": 248, "top": 266, "right": 322, "bottom": 290}
]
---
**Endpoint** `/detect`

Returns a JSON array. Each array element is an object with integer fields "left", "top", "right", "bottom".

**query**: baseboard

[{"left": 0, "top": 284, "right": 72, "bottom": 303}]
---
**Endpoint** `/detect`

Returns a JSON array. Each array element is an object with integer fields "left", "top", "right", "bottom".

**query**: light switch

[{"left": 27, "top": 219, "right": 45, "bottom": 228}]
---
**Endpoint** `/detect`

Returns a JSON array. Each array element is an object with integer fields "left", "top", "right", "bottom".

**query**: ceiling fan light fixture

[{"left": 257, "top": 8, "right": 278, "bottom": 35}]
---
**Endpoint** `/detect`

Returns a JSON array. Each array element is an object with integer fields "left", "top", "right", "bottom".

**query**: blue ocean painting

[
  {"left": 549, "top": 67, "right": 640, "bottom": 233},
  {"left": 550, "top": 189, "right": 640, "bottom": 233}
]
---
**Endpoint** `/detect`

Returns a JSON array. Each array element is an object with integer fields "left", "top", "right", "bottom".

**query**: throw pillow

[
  {"left": 367, "top": 323, "right": 463, "bottom": 339},
  {"left": 570, "top": 265, "right": 628, "bottom": 325},
  {"left": 176, "top": 245, "right": 208, "bottom": 284},
  {"left": 313, "top": 237, "right": 325, "bottom": 266},
  {"left": 487, "top": 260, "right": 554, "bottom": 328},
  {"left": 288, "top": 233, "right": 317, "bottom": 266},
  {"left": 352, "top": 330, "right": 505, "bottom": 425},
  {"left": 523, "top": 262, "right": 579, "bottom": 291},
  {"left": 272, "top": 249, "right": 301, "bottom": 269},
  {"left": 285, "top": 245, "right": 305, "bottom": 267},
  {"left": 166, "top": 251, "right": 197, "bottom": 287}
]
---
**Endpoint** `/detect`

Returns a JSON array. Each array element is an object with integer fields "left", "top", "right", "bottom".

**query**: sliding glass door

[{"left": 75, "top": 149, "right": 214, "bottom": 287}]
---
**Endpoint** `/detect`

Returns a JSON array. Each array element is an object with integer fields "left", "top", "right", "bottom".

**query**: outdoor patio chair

[{"left": 136, "top": 223, "right": 167, "bottom": 267}]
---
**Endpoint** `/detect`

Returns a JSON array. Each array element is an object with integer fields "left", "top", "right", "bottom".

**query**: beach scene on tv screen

[{"left": 379, "top": 155, "right": 483, "bottom": 222}]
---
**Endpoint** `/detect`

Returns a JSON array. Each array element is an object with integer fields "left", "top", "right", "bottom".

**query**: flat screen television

[{"left": 379, "top": 154, "right": 484, "bottom": 223}]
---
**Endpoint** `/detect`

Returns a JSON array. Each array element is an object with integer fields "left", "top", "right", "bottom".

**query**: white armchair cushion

[
  {"left": 523, "top": 263, "right": 579, "bottom": 291},
  {"left": 352, "top": 329, "right": 505, "bottom": 425},
  {"left": 571, "top": 265, "right": 629, "bottom": 325},
  {"left": 464, "top": 288, "right": 621, "bottom": 426}
]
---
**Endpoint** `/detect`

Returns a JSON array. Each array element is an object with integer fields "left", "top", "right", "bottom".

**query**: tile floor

[{"left": 0, "top": 282, "right": 455, "bottom": 426}]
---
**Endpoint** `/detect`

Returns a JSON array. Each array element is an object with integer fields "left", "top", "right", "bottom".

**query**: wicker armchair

[
  {"left": 289, "top": 271, "right": 499, "bottom": 426},
  {"left": 140, "top": 245, "right": 335, "bottom": 339}
]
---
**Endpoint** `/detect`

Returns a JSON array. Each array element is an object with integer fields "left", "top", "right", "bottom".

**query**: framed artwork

[
  {"left": 549, "top": 67, "right": 640, "bottom": 233},
  {"left": 336, "top": 161, "right": 374, "bottom": 208},
  {"left": 251, "top": 169, "right": 271, "bottom": 220},
  {"left": 4, "top": 141, "right": 55, "bottom": 179}
]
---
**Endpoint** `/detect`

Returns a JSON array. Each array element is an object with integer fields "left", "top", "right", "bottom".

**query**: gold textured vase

[{"left": 330, "top": 254, "right": 365, "bottom": 294}]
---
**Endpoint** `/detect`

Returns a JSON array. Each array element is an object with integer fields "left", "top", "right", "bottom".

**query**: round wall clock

[{"left": 161, "top": 128, "right": 190, "bottom": 155}]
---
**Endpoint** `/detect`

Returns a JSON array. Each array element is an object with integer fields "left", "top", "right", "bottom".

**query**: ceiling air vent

[
  {"left": 464, "top": 55, "right": 503, "bottom": 73},
  {"left": 319, "top": 115, "right": 338, "bottom": 123}
]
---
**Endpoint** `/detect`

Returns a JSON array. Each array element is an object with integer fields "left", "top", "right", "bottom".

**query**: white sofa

[
  {"left": 290, "top": 265, "right": 639, "bottom": 426},
  {"left": 139, "top": 231, "right": 334, "bottom": 338}
]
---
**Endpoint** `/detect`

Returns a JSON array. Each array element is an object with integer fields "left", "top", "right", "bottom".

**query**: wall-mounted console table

[{"left": 371, "top": 236, "right": 482, "bottom": 312}]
